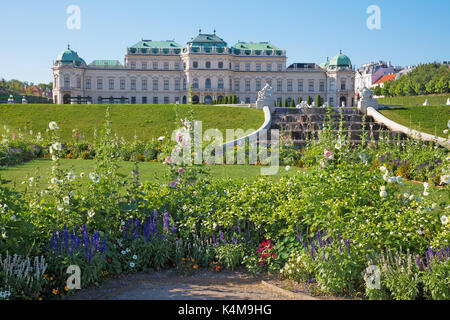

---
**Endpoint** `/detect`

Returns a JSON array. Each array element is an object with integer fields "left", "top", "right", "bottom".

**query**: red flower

[{"left": 107, "top": 257, "right": 112, "bottom": 263}]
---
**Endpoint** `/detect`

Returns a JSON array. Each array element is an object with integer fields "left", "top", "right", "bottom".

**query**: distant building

[
  {"left": 355, "top": 61, "right": 400, "bottom": 92},
  {"left": 372, "top": 73, "right": 398, "bottom": 88},
  {"left": 52, "top": 31, "right": 355, "bottom": 107}
]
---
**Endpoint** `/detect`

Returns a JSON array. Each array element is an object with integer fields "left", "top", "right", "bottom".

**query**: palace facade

[{"left": 52, "top": 32, "right": 355, "bottom": 107}]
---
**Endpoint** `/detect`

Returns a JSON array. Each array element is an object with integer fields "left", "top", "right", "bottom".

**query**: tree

[
  {"left": 277, "top": 99, "right": 282, "bottom": 108},
  {"left": 316, "top": 95, "right": 323, "bottom": 107},
  {"left": 290, "top": 99, "right": 295, "bottom": 107},
  {"left": 425, "top": 80, "right": 437, "bottom": 94},
  {"left": 298, "top": 96, "right": 302, "bottom": 104},
  {"left": 414, "top": 82, "right": 426, "bottom": 95},
  {"left": 284, "top": 98, "right": 289, "bottom": 108},
  {"left": 224, "top": 96, "right": 229, "bottom": 104},
  {"left": 436, "top": 77, "right": 449, "bottom": 93},
  {"left": 307, "top": 96, "right": 312, "bottom": 105}
]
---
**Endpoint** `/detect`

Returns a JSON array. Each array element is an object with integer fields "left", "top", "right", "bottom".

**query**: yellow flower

[
  {"left": 64, "top": 285, "right": 69, "bottom": 292},
  {"left": 52, "top": 289, "right": 59, "bottom": 295},
  {"left": 193, "top": 264, "right": 199, "bottom": 270}
]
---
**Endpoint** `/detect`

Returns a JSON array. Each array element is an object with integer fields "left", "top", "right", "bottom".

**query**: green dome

[
  {"left": 56, "top": 46, "right": 86, "bottom": 66},
  {"left": 320, "top": 57, "right": 330, "bottom": 69},
  {"left": 329, "top": 52, "right": 352, "bottom": 68}
]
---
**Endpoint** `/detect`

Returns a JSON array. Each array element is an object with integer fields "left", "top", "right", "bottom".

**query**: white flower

[
  {"left": 50, "top": 177, "right": 59, "bottom": 185},
  {"left": 285, "top": 166, "right": 291, "bottom": 171},
  {"left": 89, "top": 172, "right": 100, "bottom": 183},
  {"left": 88, "top": 210, "right": 95, "bottom": 218},
  {"left": 158, "top": 136, "right": 165, "bottom": 141},
  {"left": 49, "top": 121, "right": 59, "bottom": 130},
  {"left": 423, "top": 182, "right": 430, "bottom": 196},
  {"left": 130, "top": 262, "right": 135, "bottom": 268},
  {"left": 441, "top": 216, "right": 449, "bottom": 225},
  {"left": 403, "top": 193, "right": 410, "bottom": 198},
  {"left": 396, "top": 176, "right": 404, "bottom": 185},
  {"left": 380, "top": 186, "right": 386, "bottom": 192},
  {"left": 52, "top": 142, "right": 62, "bottom": 151},
  {"left": 409, "top": 195, "right": 415, "bottom": 201},
  {"left": 132, "top": 255, "right": 138, "bottom": 260},
  {"left": 440, "top": 175, "right": 449, "bottom": 185},
  {"left": 379, "top": 166, "right": 387, "bottom": 173},
  {"left": 63, "top": 196, "right": 70, "bottom": 205},
  {"left": 80, "top": 172, "right": 85, "bottom": 178},
  {"left": 380, "top": 190, "right": 387, "bottom": 198},
  {"left": 67, "top": 171, "right": 76, "bottom": 182},
  {"left": 57, "top": 204, "right": 64, "bottom": 212},
  {"left": 126, "top": 248, "right": 130, "bottom": 253},
  {"left": 431, "top": 203, "right": 437, "bottom": 210},
  {"left": 121, "top": 250, "right": 126, "bottom": 255},
  {"left": 444, "top": 129, "right": 449, "bottom": 135}
]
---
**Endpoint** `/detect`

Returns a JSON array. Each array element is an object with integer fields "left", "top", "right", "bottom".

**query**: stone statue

[
  {"left": 255, "top": 83, "right": 275, "bottom": 113},
  {"left": 357, "top": 87, "right": 379, "bottom": 113},
  {"left": 257, "top": 83, "right": 274, "bottom": 101},
  {"left": 423, "top": 99, "right": 429, "bottom": 106}
]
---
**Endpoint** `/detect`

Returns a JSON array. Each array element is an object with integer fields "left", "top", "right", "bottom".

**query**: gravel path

[{"left": 68, "top": 270, "right": 297, "bottom": 300}]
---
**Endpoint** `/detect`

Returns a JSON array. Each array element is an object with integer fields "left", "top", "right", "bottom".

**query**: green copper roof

[
  {"left": 130, "top": 40, "right": 182, "bottom": 52},
  {"left": 320, "top": 57, "right": 330, "bottom": 69},
  {"left": 188, "top": 33, "right": 227, "bottom": 47},
  {"left": 329, "top": 52, "right": 352, "bottom": 68},
  {"left": 56, "top": 46, "right": 86, "bottom": 66},
  {"left": 233, "top": 42, "right": 279, "bottom": 51},
  {"left": 89, "top": 60, "right": 123, "bottom": 68}
]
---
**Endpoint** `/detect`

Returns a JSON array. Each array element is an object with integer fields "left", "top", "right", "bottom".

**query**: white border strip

[
  {"left": 367, "top": 106, "right": 450, "bottom": 149},
  {"left": 222, "top": 106, "right": 272, "bottom": 149}
]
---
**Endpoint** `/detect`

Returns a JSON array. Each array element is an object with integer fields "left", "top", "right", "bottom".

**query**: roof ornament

[
  {"left": 340, "top": 49, "right": 342, "bottom": 54},
  {"left": 68, "top": 44, "right": 71, "bottom": 50},
  {"left": 214, "top": 28, "right": 216, "bottom": 34},
  {"left": 199, "top": 28, "right": 202, "bottom": 33}
]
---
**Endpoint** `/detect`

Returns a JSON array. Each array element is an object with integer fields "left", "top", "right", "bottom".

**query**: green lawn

[
  {"left": 377, "top": 94, "right": 450, "bottom": 106},
  {"left": 378, "top": 105, "right": 450, "bottom": 137},
  {"left": 0, "top": 104, "right": 265, "bottom": 142},
  {"left": 0, "top": 159, "right": 300, "bottom": 192}
]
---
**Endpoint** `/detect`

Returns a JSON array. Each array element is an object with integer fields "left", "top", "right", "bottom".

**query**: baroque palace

[{"left": 52, "top": 31, "right": 355, "bottom": 106}]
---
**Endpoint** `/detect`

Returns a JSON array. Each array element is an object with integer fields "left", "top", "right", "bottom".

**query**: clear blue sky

[{"left": 1, "top": 0, "right": 449, "bottom": 84}]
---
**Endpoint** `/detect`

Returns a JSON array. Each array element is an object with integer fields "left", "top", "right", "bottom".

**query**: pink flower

[
  {"left": 178, "top": 168, "right": 184, "bottom": 174},
  {"left": 164, "top": 156, "right": 173, "bottom": 164},
  {"left": 324, "top": 149, "right": 333, "bottom": 160}
]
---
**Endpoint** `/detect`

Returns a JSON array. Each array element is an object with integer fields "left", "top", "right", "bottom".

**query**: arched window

[
  {"left": 54, "top": 76, "right": 59, "bottom": 89},
  {"left": 64, "top": 75, "right": 70, "bottom": 89},
  {"left": 193, "top": 78, "right": 199, "bottom": 89},
  {"left": 205, "top": 78, "right": 211, "bottom": 89}
]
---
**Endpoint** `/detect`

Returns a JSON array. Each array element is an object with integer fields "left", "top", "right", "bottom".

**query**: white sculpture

[
  {"left": 446, "top": 98, "right": 450, "bottom": 106},
  {"left": 357, "top": 87, "right": 379, "bottom": 113},
  {"left": 7, "top": 94, "right": 14, "bottom": 104},
  {"left": 255, "top": 83, "right": 275, "bottom": 113},
  {"left": 423, "top": 99, "right": 429, "bottom": 106},
  {"left": 296, "top": 101, "right": 309, "bottom": 109},
  {"left": 21, "top": 96, "right": 27, "bottom": 104}
]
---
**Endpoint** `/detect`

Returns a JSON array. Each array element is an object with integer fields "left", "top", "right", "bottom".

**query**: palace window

[
  {"left": 193, "top": 78, "right": 199, "bottom": 89},
  {"left": 341, "top": 79, "right": 346, "bottom": 90},
  {"left": 86, "top": 79, "right": 91, "bottom": 89},
  {"left": 120, "top": 80, "right": 125, "bottom": 90},
  {"left": 287, "top": 80, "right": 293, "bottom": 92},
  {"left": 256, "top": 80, "right": 261, "bottom": 91},
  {"left": 183, "top": 78, "right": 186, "bottom": 90},
  {"left": 193, "top": 61, "right": 198, "bottom": 69},
  {"left": 153, "top": 96, "right": 158, "bottom": 104},
  {"left": 206, "top": 61, "right": 211, "bottom": 69},
  {"left": 277, "top": 64, "right": 282, "bottom": 72},
  {"left": 175, "top": 79, "right": 180, "bottom": 91},
  {"left": 298, "top": 80, "right": 303, "bottom": 92},
  {"left": 175, "top": 63, "right": 180, "bottom": 70},
  {"left": 164, "top": 62, "right": 169, "bottom": 70},
  {"left": 320, "top": 80, "right": 325, "bottom": 92},
  {"left": 218, "top": 78, "right": 224, "bottom": 89},
  {"left": 234, "top": 80, "right": 240, "bottom": 92},
  {"left": 64, "top": 76, "right": 70, "bottom": 89},
  {"left": 142, "top": 96, "right": 147, "bottom": 104},
  {"left": 245, "top": 80, "right": 251, "bottom": 92},
  {"left": 97, "top": 79, "right": 103, "bottom": 90},
  {"left": 277, "top": 80, "right": 282, "bottom": 92},
  {"left": 142, "top": 79, "right": 147, "bottom": 90},
  {"left": 218, "top": 61, "right": 223, "bottom": 69},
  {"left": 329, "top": 97, "right": 334, "bottom": 107},
  {"left": 131, "top": 96, "right": 136, "bottom": 104},
  {"left": 308, "top": 80, "right": 314, "bottom": 92},
  {"left": 245, "top": 63, "right": 250, "bottom": 72},
  {"left": 142, "top": 63, "right": 147, "bottom": 70},
  {"left": 153, "top": 80, "right": 159, "bottom": 91},
  {"left": 164, "top": 96, "right": 169, "bottom": 104},
  {"left": 109, "top": 79, "right": 114, "bottom": 90},
  {"left": 131, "top": 79, "right": 136, "bottom": 90},
  {"left": 131, "top": 63, "right": 136, "bottom": 70},
  {"left": 76, "top": 77, "right": 81, "bottom": 89},
  {"left": 153, "top": 62, "right": 158, "bottom": 70},
  {"left": 164, "top": 80, "right": 169, "bottom": 90},
  {"left": 266, "top": 64, "right": 272, "bottom": 72},
  {"left": 205, "top": 78, "right": 211, "bottom": 89},
  {"left": 329, "top": 79, "right": 335, "bottom": 91},
  {"left": 256, "top": 64, "right": 261, "bottom": 72}
]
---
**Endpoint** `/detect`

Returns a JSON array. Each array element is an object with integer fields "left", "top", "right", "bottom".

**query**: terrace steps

[{"left": 267, "top": 107, "right": 408, "bottom": 147}]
